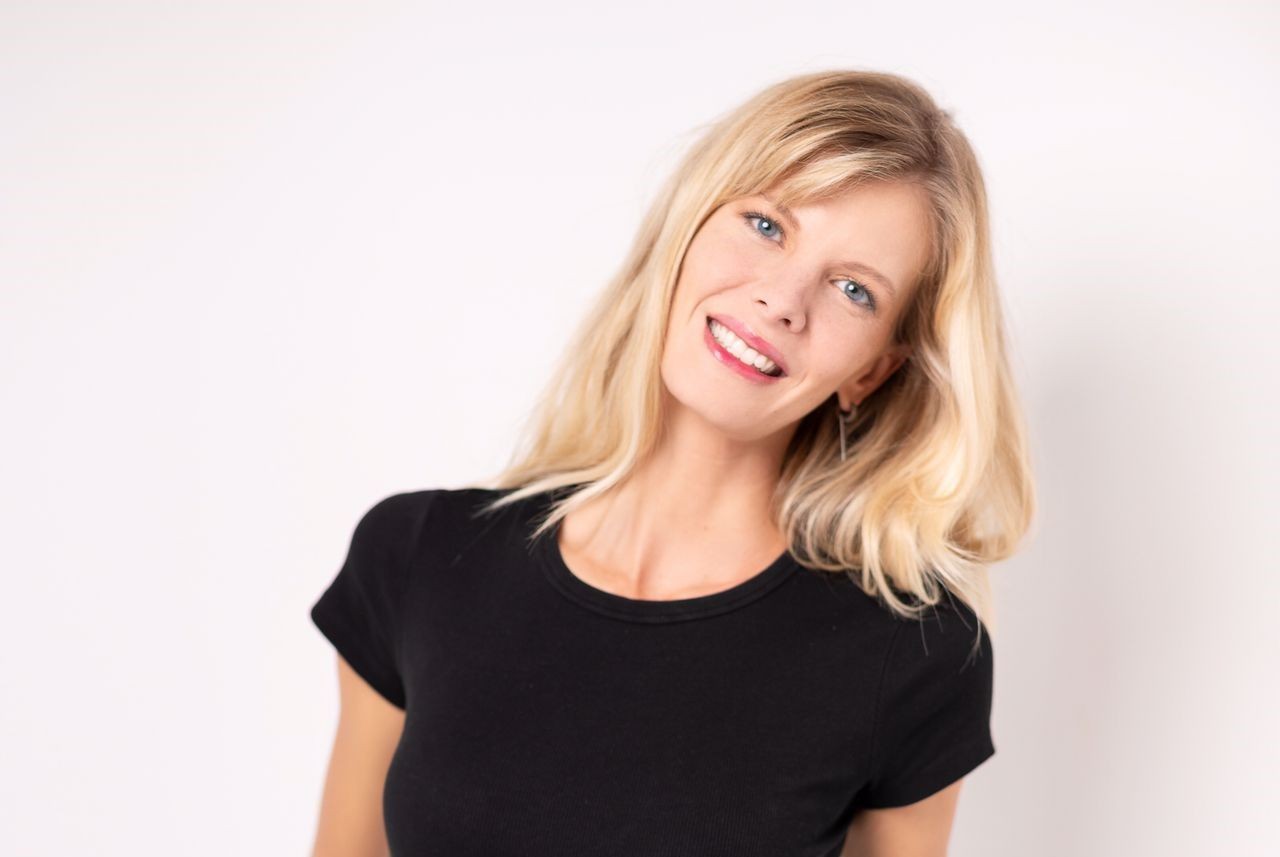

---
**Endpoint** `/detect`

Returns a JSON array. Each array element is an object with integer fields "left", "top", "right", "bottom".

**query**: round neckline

[{"left": 532, "top": 502, "right": 799, "bottom": 624}]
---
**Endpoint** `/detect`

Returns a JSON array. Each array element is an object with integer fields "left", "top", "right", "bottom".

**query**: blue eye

[
  {"left": 743, "top": 211, "right": 783, "bottom": 242},
  {"left": 838, "top": 278, "right": 877, "bottom": 311}
]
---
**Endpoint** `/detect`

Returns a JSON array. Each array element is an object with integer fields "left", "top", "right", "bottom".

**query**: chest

[{"left": 385, "top": 575, "right": 888, "bottom": 856}]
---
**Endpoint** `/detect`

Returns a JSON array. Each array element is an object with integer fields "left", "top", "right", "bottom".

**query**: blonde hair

[{"left": 470, "top": 69, "right": 1035, "bottom": 651}]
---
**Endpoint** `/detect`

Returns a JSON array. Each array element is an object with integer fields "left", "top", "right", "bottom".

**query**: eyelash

[{"left": 741, "top": 210, "right": 878, "bottom": 312}]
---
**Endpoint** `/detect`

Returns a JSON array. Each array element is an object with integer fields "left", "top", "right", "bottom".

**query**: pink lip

[
  {"left": 706, "top": 313, "right": 789, "bottom": 376},
  {"left": 704, "top": 323, "right": 781, "bottom": 384}
]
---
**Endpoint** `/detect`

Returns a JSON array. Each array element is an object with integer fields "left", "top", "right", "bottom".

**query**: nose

[
  {"left": 752, "top": 258, "right": 817, "bottom": 330},
  {"left": 752, "top": 287, "right": 807, "bottom": 333}
]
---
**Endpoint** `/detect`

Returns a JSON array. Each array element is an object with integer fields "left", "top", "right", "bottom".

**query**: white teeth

[{"left": 709, "top": 319, "right": 780, "bottom": 375}]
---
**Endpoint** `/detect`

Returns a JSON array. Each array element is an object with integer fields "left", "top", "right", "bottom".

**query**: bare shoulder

[{"left": 840, "top": 778, "right": 964, "bottom": 857}]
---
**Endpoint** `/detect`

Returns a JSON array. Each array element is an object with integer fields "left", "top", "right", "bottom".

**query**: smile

[{"left": 704, "top": 317, "right": 785, "bottom": 380}]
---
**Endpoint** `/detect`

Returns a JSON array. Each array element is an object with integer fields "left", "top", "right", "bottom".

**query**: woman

[{"left": 310, "top": 69, "right": 1034, "bottom": 857}]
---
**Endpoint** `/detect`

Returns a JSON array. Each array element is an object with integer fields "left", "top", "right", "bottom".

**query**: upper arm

[
  {"left": 841, "top": 778, "right": 964, "bottom": 857},
  {"left": 859, "top": 602, "right": 996, "bottom": 807},
  {"left": 308, "top": 491, "right": 439, "bottom": 856},
  {"left": 311, "top": 654, "right": 407, "bottom": 857},
  {"left": 845, "top": 599, "right": 995, "bottom": 854}
]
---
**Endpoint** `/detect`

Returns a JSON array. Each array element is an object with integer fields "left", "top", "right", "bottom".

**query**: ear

[{"left": 835, "top": 341, "right": 912, "bottom": 411}]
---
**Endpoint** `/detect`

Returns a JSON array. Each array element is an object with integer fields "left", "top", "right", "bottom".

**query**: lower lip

[{"left": 703, "top": 318, "right": 784, "bottom": 384}]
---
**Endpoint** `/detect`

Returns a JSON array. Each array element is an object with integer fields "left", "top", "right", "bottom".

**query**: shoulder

[
  {"left": 346, "top": 488, "right": 443, "bottom": 555},
  {"left": 357, "top": 488, "right": 441, "bottom": 525},
  {"left": 859, "top": 591, "right": 997, "bottom": 808},
  {"left": 354, "top": 485, "right": 511, "bottom": 534},
  {"left": 887, "top": 593, "right": 992, "bottom": 672},
  {"left": 355, "top": 484, "right": 535, "bottom": 559},
  {"left": 875, "top": 592, "right": 994, "bottom": 734}
]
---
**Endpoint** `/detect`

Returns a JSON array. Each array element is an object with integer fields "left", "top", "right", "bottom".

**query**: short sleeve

[
  {"left": 859, "top": 598, "right": 996, "bottom": 808},
  {"left": 310, "top": 491, "right": 433, "bottom": 709}
]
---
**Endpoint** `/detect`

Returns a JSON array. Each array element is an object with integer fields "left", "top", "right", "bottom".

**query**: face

[{"left": 660, "top": 179, "right": 932, "bottom": 442}]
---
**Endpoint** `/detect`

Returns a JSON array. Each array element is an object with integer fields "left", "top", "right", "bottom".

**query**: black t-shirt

[{"left": 310, "top": 486, "right": 996, "bottom": 857}]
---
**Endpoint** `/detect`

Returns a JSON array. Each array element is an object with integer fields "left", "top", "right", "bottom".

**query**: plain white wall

[{"left": 2, "top": 1, "right": 1276, "bottom": 854}]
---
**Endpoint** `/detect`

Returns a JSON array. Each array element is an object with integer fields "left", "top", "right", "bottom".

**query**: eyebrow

[{"left": 760, "top": 193, "right": 899, "bottom": 298}]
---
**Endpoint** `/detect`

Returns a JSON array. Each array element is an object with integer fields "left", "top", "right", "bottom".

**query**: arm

[
  {"left": 311, "top": 654, "right": 407, "bottom": 857},
  {"left": 840, "top": 778, "right": 964, "bottom": 857}
]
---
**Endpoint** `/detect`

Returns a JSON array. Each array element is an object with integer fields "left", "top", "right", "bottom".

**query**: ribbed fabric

[{"left": 310, "top": 486, "right": 995, "bottom": 856}]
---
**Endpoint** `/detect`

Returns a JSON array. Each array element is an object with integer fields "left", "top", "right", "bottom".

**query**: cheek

[
  {"left": 808, "top": 332, "right": 874, "bottom": 383},
  {"left": 677, "top": 238, "right": 756, "bottom": 308}
]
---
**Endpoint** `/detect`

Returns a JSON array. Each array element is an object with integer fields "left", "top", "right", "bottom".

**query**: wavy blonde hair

[{"left": 470, "top": 69, "right": 1035, "bottom": 648}]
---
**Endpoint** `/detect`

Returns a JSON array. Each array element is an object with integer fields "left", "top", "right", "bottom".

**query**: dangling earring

[{"left": 838, "top": 402, "right": 858, "bottom": 463}]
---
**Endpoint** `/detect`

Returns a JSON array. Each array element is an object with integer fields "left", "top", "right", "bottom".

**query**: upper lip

[{"left": 708, "top": 313, "right": 789, "bottom": 375}]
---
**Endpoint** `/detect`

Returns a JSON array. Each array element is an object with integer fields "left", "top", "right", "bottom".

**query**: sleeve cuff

[
  {"left": 859, "top": 737, "right": 996, "bottom": 809},
  {"left": 310, "top": 599, "right": 407, "bottom": 710}
]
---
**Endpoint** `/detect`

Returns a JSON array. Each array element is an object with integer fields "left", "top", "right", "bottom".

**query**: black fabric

[{"left": 310, "top": 486, "right": 996, "bottom": 856}]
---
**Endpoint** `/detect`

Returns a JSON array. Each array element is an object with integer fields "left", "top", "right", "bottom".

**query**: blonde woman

[{"left": 310, "top": 69, "right": 1034, "bottom": 857}]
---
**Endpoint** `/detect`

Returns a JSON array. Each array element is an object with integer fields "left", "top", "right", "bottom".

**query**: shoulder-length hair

[{"left": 473, "top": 69, "right": 1035, "bottom": 644}]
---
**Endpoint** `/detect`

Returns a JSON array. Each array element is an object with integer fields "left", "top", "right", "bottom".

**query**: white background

[{"left": 2, "top": 2, "right": 1277, "bottom": 854}]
